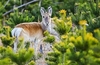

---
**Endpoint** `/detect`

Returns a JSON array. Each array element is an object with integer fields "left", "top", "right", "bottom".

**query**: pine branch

[{"left": 3, "top": 0, "right": 39, "bottom": 16}]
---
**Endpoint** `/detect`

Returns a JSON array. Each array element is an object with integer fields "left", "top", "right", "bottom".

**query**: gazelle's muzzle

[{"left": 45, "top": 17, "right": 49, "bottom": 25}]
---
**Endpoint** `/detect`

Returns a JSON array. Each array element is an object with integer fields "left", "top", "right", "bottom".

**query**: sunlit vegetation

[{"left": 0, "top": 0, "right": 100, "bottom": 65}]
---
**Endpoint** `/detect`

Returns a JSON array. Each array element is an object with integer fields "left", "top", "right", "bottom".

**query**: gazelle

[{"left": 11, "top": 6, "right": 54, "bottom": 52}]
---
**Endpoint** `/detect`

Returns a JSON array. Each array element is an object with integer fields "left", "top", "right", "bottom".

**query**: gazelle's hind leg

[
  {"left": 14, "top": 38, "right": 18, "bottom": 52},
  {"left": 11, "top": 28, "right": 23, "bottom": 52},
  {"left": 30, "top": 41, "right": 34, "bottom": 48},
  {"left": 35, "top": 39, "right": 40, "bottom": 54}
]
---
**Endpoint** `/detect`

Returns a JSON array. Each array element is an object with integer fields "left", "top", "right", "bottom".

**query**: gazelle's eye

[{"left": 43, "top": 16, "right": 44, "bottom": 18}]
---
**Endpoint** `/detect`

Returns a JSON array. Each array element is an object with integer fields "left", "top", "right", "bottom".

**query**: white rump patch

[{"left": 11, "top": 28, "right": 23, "bottom": 38}]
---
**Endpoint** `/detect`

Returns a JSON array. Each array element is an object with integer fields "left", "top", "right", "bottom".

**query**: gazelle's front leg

[
  {"left": 39, "top": 44, "right": 43, "bottom": 54},
  {"left": 33, "top": 38, "right": 44, "bottom": 54}
]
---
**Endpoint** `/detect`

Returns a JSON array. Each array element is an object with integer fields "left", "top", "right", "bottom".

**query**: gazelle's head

[{"left": 40, "top": 6, "right": 52, "bottom": 27}]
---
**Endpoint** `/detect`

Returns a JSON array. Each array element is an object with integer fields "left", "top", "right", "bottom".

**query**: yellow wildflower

[
  {"left": 52, "top": 17, "right": 58, "bottom": 21},
  {"left": 84, "top": 33, "right": 92, "bottom": 40},
  {"left": 91, "top": 37, "right": 99, "bottom": 44},
  {"left": 84, "top": 33, "right": 99, "bottom": 44},
  {"left": 66, "top": 49, "right": 71, "bottom": 54},
  {"left": 57, "top": 19, "right": 63, "bottom": 23},
  {"left": 61, "top": 35, "right": 68, "bottom": 39},
  {"left": 66, "top": 22, "right": 72, "bottom": 27},
  {"left": 69, "top": 36, "right": 76, "bottom": 43},
  {"left": 76, "top": 36, "right": 82, "bottom": 44},
  {"left": 86, "top": 33, "right": 93, "bottom": 37},
  {"left": 67, "top": 17, "right": 72, "bottom": 21},
  {"left": 60, "top": 42, "right": 65, "bottom": 47},
  {"left": 79, "top": 20, "right": 87, "bottom": 26},
  {"left": 59, "top": 9, "right": 66, "bottom": 14},
  {"left": 94, "top": 29, "right": 99, "bottom": 33},
  {"left": 68, "top": 43, "right": 75, "bottom": 48}
]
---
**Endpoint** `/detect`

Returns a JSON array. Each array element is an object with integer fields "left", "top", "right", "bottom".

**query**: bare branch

[
  {"left": 39, "top": 0, "right": 42, "bottom": 7},
  {"left": 4, "top": 0, "right": 10, "bottom": 8}
]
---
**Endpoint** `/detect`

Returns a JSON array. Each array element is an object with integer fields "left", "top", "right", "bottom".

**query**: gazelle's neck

[{"left": 41, "top": 22, "right": 47, "bottom": 31}]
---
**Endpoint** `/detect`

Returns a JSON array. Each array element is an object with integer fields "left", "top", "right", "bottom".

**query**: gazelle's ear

[
  {"left": 48, "top": 6, "right": 52, "bottom": 16},
  {"left": 40, "top": 7, "right": 46, "bottom": 15}
]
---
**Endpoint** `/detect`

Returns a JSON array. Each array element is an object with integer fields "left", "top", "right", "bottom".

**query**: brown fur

[{"left": 15, "top": 22, "right": 43, "bottom": 36}]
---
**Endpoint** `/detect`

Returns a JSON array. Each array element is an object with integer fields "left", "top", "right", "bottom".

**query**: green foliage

[
  {"left": 28, "top": 61, "right": 35, "bottom": 65},
  {"left": 53, "top": 10, "right": 72, "bottom": 35},
  {"left": 46, "top": 51, "right": 60, "bottom": 65},
  {"left": 0, "top": 2, "right": 5, "bottom": 18},
  {"left": 1, "top": 0, "right": 99, "bottom": 32},
  {"left": 0, "top": 58, "right": 13, "bottom": 65},
  {"left": 0, "top": 0, "right": 100, "bottom": 65},
  {"left": 0, "top": 25, "right": 35, "bottom": 65},
  {"left": 94, "top": 29, "right": 100, "bottom": 41},
  {"left": 1, "top": 36, "right": 14, "bottom": 46},
  {"left": 46, "top": 27, "right": 100, "bottom": 65},
  {"left": 0, "top": 46, "right": 34, "bottom": 65},
  {"left": 54, "top": 42, "right": 67, "bottom": 53},
  {"left": 46, "top": 7, "right": 100, "bottom": 65},
  {"left": 44, "top": 31, "right": 55, "bottom": 43},
  {"left": 6, "top": 10, "right": 35, "bottom": 28},
  {"left": 1, "top": 26, "right": 14, "bottom": 46},
  {"left": 69, "top": 0, "right": 100, "bottom": 32},
  {"left": 9, "top": 48, "right": 34, "bottom": 65}
]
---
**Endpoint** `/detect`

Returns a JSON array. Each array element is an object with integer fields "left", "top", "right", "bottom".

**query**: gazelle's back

[{"left": 16, "top": 22, "right": 43, "bottom": 37}]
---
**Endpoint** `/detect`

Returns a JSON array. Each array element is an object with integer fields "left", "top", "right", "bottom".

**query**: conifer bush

[
  {"left": 0, "top": 46, "right": 35, "bottom": 65},
  {"left": 46, "top": 9, "right": 100, "bottom": 65},
  {"left": 0, "top": 25, "right": 35, "bottom": 65},
  {"left": 6, "top": 10, "right": 35, "bottom": 28},
  {"left": 1, "top": 26, "right": 14, "bottom": 46},
  {"left": 0, "top": 0, "right": 100, "bottom": 65},
  {"left": 44, "top": 31, "right": 55, "bottom": 43}
]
